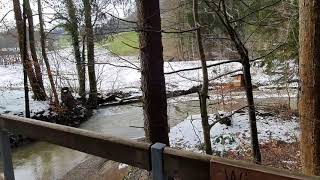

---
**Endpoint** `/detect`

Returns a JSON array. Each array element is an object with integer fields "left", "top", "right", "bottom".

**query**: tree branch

[
  {"left": 209, "top": 106, "right": 248, "bottom": 129},
  {"left": 165, "top": 60, "right": 240, "bottom": 75}
]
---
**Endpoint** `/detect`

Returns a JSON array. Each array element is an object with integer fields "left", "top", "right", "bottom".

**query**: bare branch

[
  {"left": 165, "top": 60, "right": 240, "bottom": 75},
  {"left": 209, "top": 106, "right": 249, "bottom": 129},
  {"left": 209, "top": 69, "right": 242, "bottom": 82}
]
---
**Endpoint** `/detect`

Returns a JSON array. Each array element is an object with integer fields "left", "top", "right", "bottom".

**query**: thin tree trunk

[
  {"left": 193, "top": 0, "right": 212, "bottom": 155},
  {"left": 37, "top": 0, "right": 59, "bottom": 105},
  {"left": 22, "top": 2, "right": 30, "bottom": 118},
  {"left": 13, "top": 0, "right": 46, "bottom": 101},
  {"left": 242, "top": 59, "right": 261, "bottom": 164},
  {"left": 217, "top": 1, "right": 261, "bottom": 163},
  {"left": 81, "top": 35, "right": 86, "bottom": 103},
  {"left": 65, "top": 0, "right": 86, "bottom": 100},
  {"left": 24, "top": 0, "right": 46, "bottom": 95},
  {"left": 137, "top": 0, "right": 170, "bottom": 145},
  {"left": 201, "top": 0, "right": 262, "bottom": 162},
  {"left": 299, "top": 0, "right": 320, "bottom": 175},
  {"left": 83, "top": 0, "right": 97, "bottom": 108}
]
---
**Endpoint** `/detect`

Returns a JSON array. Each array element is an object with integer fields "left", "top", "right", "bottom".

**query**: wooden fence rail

[{"left": 0, "top": 115, "right": 318, "bottom": 180}]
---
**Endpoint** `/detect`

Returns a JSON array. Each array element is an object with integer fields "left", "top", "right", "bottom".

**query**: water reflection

[{"left": 12, "top": 142, "right": 87, "bottom": 180}]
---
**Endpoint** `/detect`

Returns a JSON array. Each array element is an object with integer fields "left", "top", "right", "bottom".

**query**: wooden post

[{"left": 0, "top": 131, "right": 15, "bottom": 180}]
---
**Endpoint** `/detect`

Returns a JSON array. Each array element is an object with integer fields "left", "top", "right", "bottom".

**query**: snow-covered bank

[
  {"left": 0, "top": 48, "right": 293, "bottom": 92},
  {"left": 169, "top": 110, "right": 299, "bottom": 155},
  {"left": 0, "top": 48, "right": 297, "bottom": 115},
  {"left": 0, "top": 90, "right": 49, "bottom": 115}
]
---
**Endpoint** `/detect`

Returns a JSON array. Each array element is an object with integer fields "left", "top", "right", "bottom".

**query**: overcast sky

[{"left": 0, "top": 0, "right": 133, "bottom": 32}]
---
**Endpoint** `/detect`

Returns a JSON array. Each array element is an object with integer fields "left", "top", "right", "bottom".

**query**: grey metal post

[
  {"left": 0, "top": 130, "right": 15, "bottom": 180},
  {"left": 151, "top": 143, "right": 166, "bottom": 180}
]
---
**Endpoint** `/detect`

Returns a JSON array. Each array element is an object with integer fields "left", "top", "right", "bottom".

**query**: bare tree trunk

[
  {"left": 193, "top": 0, "right": 212, "bottom": 155},
  {"left": 207, "top": 0, "right": 261, "bottom": 163},
  {"left": 13, "top": 0, "right": 46, "bottom": 101},
  {"left": 242, "top": 58, "right": 261, "bottom": 164},
  {"left": 24, "top": 0, "right": 46, "bottom": 95},
  {"left": 22, "top": 2, "right": 30, "bottom": 118},
  {"left": 65, "top": 0, "right": 86, "bottom": 100},
  {"left": 137, "top": 0, "right": 170, "bottom": 145},
  {"left": 83, "top": 0, "right": 97, "bottom": 108},
  {"left": 228, "top": 28, "right": 261, "bottom": 163},
  {"left": 299, "top": 0, "right": 320, "bottom": 175},
  {"left": 37, "top": 0, "right": 59, "bottom": 105}
]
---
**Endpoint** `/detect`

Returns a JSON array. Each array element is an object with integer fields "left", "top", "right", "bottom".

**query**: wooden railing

[{"left": 0, "top": 115, "right": 318, "bottom": 180}]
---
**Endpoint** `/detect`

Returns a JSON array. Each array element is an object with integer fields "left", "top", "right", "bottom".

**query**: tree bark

[
  {"left": 233, "top": 35, "right": 261, "bottom": 164},
  {"left": 242, "top": 58, "right": 261, "bottom": 164},
  {"left": 13, "top": 0, "right": 46, "bottom": 101},
  {"left": 37, "top": 0, "right": 59, "bottom": 105},
  {"left": 137, "top": 0, "right": 170, "bottom": 145},
  {"left": 22, "top": 2, "right": 30, "bottom": 118},
  {"left": 83, "top": 0, "right": 97, "bottom": 108},
  {"left": 65, "top": 0, "right": 86, "bottom": 100},
  {"left": 299, "top": 0, "right": 320, "bottom": 175},
  {"left": 193, "top": 0, "right": 212, "bottom": 155},
  {"left": 24, "top": 0, "right": 46, "bottom": 96}
]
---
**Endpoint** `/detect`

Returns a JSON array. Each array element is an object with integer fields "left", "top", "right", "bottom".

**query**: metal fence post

[
  {"left": 151, "top": 143, "right": 166, "bottom": 180},
  {"left": 0, "top": 130, "right": 15, "bottom": 180}
]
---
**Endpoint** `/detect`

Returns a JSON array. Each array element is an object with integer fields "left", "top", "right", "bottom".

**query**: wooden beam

[
  {"left": 163, "top": 147, "right": 211, "bottom": 180},
  {"left": 0, "top": 115, "right": 151, "bottom": 170}
]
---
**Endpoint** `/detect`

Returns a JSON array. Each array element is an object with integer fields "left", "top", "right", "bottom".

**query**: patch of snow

[
  {"left": 169, "top": 111, "right": 299, "bottom": 155},
  {"left": 0, "top": 90, "right": 49, "bottom": 115},
  {"left": 118, "top": 163, "right": 128, "bottom": 170},
  {"left": 282, "top": 160, "right": 296, "bottom": 164}
]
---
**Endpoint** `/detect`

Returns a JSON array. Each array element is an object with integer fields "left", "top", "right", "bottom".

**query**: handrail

[
  {"left": 0, "top": 115, "right": 318, "bottom": 180},
  {"left": 0, "top": 115, "right": 151, "bottom": 170}
]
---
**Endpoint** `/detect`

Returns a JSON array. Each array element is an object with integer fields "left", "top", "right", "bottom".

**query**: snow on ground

[
  {"left": 0, "top": 48, "right": 296, "bottom": 114},
  {"left": 118, "top": 163, "right": 128, "bottom": 170},
  {"left": 0, "top": 90, "right": 49, "bottom": 115},
  {"left": 169, "top": 111, "right": 299, "bottom": 155},
  {"left": 0, "top": 48, "right": 284, "bottom": 93}
]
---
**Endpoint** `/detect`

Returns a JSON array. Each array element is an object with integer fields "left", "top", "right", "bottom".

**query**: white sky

[
  {"left": 0, "top": 0, "right": 131, "bottom": 32},
  {"left": 0, "top": 0, "right": 56, "bottom": 31}
]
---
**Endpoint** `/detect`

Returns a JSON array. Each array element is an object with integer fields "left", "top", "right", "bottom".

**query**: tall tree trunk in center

[
  {"left": 37, "top": 0, "right": 59, "bottom": 105},
  {"left": 299, "top": 0, "right": 320, "bottom": 175},
  {"left": 137, "top": 0, "right": 170, "bottom": 145},
  {"left": 65, "top": 0, "right": 86, "bottom": 100},
  {"left": 83, "top": 0, "right": 97, "bottom": 108},
  {"left": 193, "top": 0, "right": 212, "bottom": 155}
]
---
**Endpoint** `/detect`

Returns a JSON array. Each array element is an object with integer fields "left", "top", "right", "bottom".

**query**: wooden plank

[
  {"left": 210, "top": 157, "right": 319, "bottom": 180},
  {"left": 0, "top": 115, "right": 151, "bottom": 170},
  {"left": 163, "top": 148, "right": 211, "bottom": 180}
]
